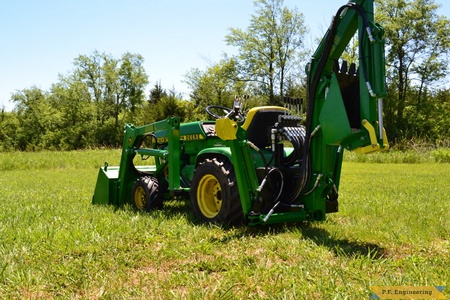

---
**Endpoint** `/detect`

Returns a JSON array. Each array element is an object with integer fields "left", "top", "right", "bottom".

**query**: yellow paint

[
  {"left": 354, "top": 120, "right": 379, "bottom": 154},
  {"left": 215, "top": 118, "right": 238, "bottom": 141},
  {"left": 241, "top": 106, "right": 286, "bottom": 130},
  {"left": 197, "top": 174, "right": 222, "bottom": 218},
  {"left": 354, "top": 119, "right": 389, "bottom": 154},
  {"left": 157, "top": 133, "right": 204, "bottom": 143}
]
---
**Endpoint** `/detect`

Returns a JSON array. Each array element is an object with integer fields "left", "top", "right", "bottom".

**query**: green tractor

[{"left": 92, "top": 0, "right": 389, "bottom": 226}]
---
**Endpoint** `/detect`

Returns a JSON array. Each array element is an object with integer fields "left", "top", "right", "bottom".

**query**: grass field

[{"left": 0, "top": 150, "right": 449, "bottom": 299}]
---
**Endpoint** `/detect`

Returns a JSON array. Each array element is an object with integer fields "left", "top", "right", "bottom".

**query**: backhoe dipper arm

[
  {"left": 307, "top": 0, "right": 387, "bottom": 145},
  {"left": 299, "top": 0, "right": 388, "bottom": 197}
]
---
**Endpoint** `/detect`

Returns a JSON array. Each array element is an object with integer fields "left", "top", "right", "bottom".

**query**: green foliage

[
  {"left": 432, "top": 148, "right": 450, "bottom": 163},
  {"left": 184, "top": 58, "right": 247, "bottom": 114},
  {"left": 345, "top": 141, "right": 450, "bottom": 164},
  {"left": 11, "top": 87, "right": 63, "bottom": 150},
  {"left": 0, "top": 110, "right": 20, "bottom": 151},
  {"left": 0, "top": 150, "right": 449, "bottom": 298},
  {"left": 225, "top": 0, "right": 309, "bottom": 104},
  {"left": 344, "top": 149, "right": 432, "bottom": 164},
  {"left": 383, "top": 86, "right": 450, "bottom": 144},
  {"left": 138, "top": 87, "right": 191, "bottom": 124},
  {"left": 149, "top": 93, "right": 187, "bottom": 122},
  {"left": 3, "top": 51, "right": 150, "bottom": 150},
  {"left": 70, "top": 51, "right": 149, "bottom": 145},
  {"left": 376, "top": 0, "right": 450, "bottom": 142},
  {"left": 148, "top": 81, "right": 167, "bottom": 103}
]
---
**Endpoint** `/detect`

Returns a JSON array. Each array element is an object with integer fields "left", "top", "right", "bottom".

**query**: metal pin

[{"left": 378, "top": 98, "right": 384, "bottom": 140}]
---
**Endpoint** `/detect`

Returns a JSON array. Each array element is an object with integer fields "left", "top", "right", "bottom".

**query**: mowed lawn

[{"left": 0, "top": 150, "right": 449, "bottom": 299}]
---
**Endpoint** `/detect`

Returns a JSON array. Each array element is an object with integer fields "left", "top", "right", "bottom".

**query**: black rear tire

[
  {"left": 131, "top": 176, "right": 163, "bottom": 211},
  {"left": 190, "top": 158, "right": 243, "bottom": 225}
]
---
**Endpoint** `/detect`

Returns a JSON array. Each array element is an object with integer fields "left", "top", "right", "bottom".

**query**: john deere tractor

[{"left": 92, "top": 0, "right": 388, "bottom": 225}]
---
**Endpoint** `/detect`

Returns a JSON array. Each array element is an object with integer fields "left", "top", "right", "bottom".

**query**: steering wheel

[{"left": 205, "top": 105, "right": 244, "bottom": 122}]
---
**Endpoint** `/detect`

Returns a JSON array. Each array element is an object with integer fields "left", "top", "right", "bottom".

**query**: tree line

[{"left": 1, "top": 0, "right": 449, "bottom": 151}]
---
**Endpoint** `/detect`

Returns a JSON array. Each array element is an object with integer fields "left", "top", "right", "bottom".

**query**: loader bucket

[{"left": 92, "top": 163, "right": 120, "bottom": 206}]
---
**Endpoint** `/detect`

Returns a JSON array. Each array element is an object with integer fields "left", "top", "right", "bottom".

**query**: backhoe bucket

[{"left": 92, "top": 164, "right": 120, "bottom": 206}]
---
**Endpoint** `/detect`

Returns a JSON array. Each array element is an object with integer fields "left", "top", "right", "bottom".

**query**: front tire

[
  {"left": 190, "top": 158, "right": 243, "bottom": 225},
  {"left": 131, "top": 176, "right": 163, "bottom": 211}
]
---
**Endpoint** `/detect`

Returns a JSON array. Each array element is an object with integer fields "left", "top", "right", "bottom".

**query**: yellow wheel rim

[
  {"left": 197, "top": 174, "right": 222, "bottom": 218},
  {"left": 134, "top": 186, "right": 146, "bottom": 210}
]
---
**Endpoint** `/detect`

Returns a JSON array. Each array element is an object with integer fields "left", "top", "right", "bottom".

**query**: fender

[{"left": 195, "top": 146, "right": 233, "bottom": 167}]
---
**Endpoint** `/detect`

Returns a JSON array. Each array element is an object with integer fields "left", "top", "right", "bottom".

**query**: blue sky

[{"left": 1, "top": 0, "right": 449, "bottom": 111}]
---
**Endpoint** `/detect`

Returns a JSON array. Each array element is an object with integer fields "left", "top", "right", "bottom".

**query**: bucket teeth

[{"left": 334, "top": 59, "right": 359, "bottom": 76}]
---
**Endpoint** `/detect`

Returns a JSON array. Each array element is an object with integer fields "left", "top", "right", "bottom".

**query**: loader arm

[{"left": 116, "top": 117, "right": 181, "bottom": 206}]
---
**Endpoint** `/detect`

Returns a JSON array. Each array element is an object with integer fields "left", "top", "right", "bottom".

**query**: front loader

[{"left": 92, "top": 0, "right": 389, "bottom": 226}]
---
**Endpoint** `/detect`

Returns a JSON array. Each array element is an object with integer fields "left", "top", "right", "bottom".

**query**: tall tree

[
  {"left": 376, "top": 0, "right": 450, "bottom": 138},
  {"left": 71, "top": 51, "right": 149, "bottom": 145},
  {"left": 149, "top": 89, "right": 187, "bottom": 122},
  {"left": 185, "top": 58, "right": 245, "bottom": 114},
  {"left": 118, "top": 52, "right": 148, "bottom": 114},
  {"left": 225, "top": 0, "right": 308, "bottom": 104},
  {"left": 49, "top": 78, "right": 95, "bottom": 149},
  {"left": 149, "top": 81, "right": 167, "bottom": 103},
  {"left": 73, "top": 51, "right": 148, "bottom": 119}
]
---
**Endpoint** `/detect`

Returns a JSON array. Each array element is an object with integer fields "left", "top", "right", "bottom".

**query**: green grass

[
  {"left": 344, "top": 147, "right": 450, "bottom": 163},
  {"left": 0, "top": 150, "right": 449, "bottom": 299}
]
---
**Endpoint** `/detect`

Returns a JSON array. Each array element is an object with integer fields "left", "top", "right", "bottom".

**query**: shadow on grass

[
  {"left": 230, "top": 222, "right": 387, "bottom": 260},
  {"left": 124, "top": 199, "right": 386, "bottom": 259},
  {"left": 299, "top": 224, "right": 387, "bottom": 259}
]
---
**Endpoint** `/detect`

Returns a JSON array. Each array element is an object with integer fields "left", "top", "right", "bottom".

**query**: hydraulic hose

[{"left": 289, "top": 2, "right": 372, "bottom": 203}]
